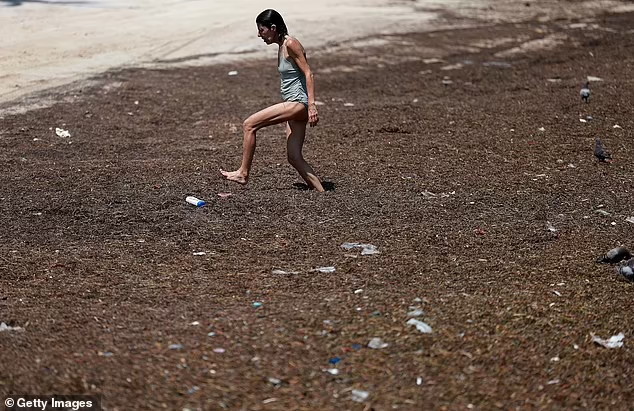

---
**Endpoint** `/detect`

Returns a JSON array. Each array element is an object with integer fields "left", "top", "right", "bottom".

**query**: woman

[{"left": 220, "top": 9, "right": 325, "bottom": 192}]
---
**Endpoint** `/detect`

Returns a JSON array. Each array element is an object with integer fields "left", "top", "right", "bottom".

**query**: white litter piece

[
  {"left": 55, "top": 127, "right": 71, "bottom": 138},
  {"left": 314, "top": 266, "right": 336, "bottom": 273},
  {"left": 579, "top": 118, "right": 587, "bottom": 123},
  {"left": 547, "top": 222, "right": 558, "bottom": 233},
  {"left": 272, "top": 269, "right": 298, "bottom": 275},
  {"left": 407, "top": 318, "right": 433, "bottom": 334},
  {"left": 354, "top": 289, "right": 363, "bottom": 294},
  {"left": 587, "top": 76, "right": 604, "bottom": 82},
  {"left": 192, "top": 251, "right": 206, "bottom": 256},
  {"left": 538, "top": 127, "right": 545, "bottom": 132},
  {"left": 326, "top": 368, "right": 340, "bottom": 375},
  {"left": 0, "top": 322, "right": 24, "bottom": 332},
  {"left": 351, "top": 389, "right": 370, "bottom": 403},
  {"left": 340, "top": 242, "right": 380, "bottom": 256},
  {"left": 416, "top": 377, "right": 423, "bottom": 385},
  {"left": 343, "top": 102, "right": 355, "bottom": 107},
  {"left": 368, "top": 337, "right": 389, "bottom": 349},
  {"left": 407, "top": 308, "right": 424, "bottom": 317},
  {"left": 190, "top": 321, "right": 200, "bottom": 326},
  {"left": 592, "top": 332, "right": 624, "bottom": 349},
  {"left": 626, "top": 217, "right": 634, "bottom": 224},
  {"left": 613, "top": 124, "right": 622, "bottom": 129},
  {"left": 227, "top": 70, "right": 238, "bottom": 76}
]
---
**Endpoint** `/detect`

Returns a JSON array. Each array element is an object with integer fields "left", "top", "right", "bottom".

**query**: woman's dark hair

[{"left": 256, "top": 9, "right": 288, "bottom": 37}]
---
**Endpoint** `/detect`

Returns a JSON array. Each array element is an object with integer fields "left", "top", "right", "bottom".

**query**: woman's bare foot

[{"left": 220, "top": 169, "right": 248, "bottom": 185}]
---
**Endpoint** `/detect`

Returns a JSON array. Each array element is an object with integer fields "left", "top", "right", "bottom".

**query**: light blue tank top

[{"left": 278, "top": 40, "right": 308, "bottom": 105}]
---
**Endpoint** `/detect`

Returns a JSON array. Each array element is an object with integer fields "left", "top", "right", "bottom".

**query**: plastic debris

[
  {"left": 55, "top": 127, "right": 71, "bottom": 138},
  {"left": 416, "top": 377, "right": 423, "bottom": 386},
  {"left": 314, "top": 266, "right": 336, "bottom": 273},
  {"left": 217, "top": 192, "right": 232, "bottom": 198},
  {"left": 252, "top": 302, "right": 263, "bottom": 308},
  {"left": 408, "top": 308, "right": 424, "bottom": 317},
  {"left": 546, "top": 221, "right": 558, "bottom": 233},
  {"left": 626, "top": 217, "right": 634, "bottom": 224},
  {"left": 185, "top": 196, "right": 206, "bottom": 207},
  {"left": 328, "top": 357, "right": 342, "bottom": 365},
  {"left": 271, "top": 269, "right": 298, "bottom": 275},
  {"left": 267, "top": 377, "right": 282, "bottom": 386},
  {"left": 168, "top": 344, "right": 184, "bottom": 350},
  {"left": 613, "top": 124, "right": 622, "bottom": 129},
  {"left": 190, "top": 321, "right": 200, "bottom": 326},
  {"left": 227, "top": 70, "right": 238, "bottom": 76},
  {"left": 351, "top": 389, "right": 370, "bottom": 403},
  {"left": 207, "top": 332, "right": 216, "bottom": 337},
  {"left": 343, "top": 102, "right": 355, "bottom": 107},
  {"left": 594, "top": 209, "right": 611, "bottom": 216},
  {"left": 354, "top": 289, "right": 363, "bottom": 294},
  {"left": 368, "top": 337, "right": 389, "bottom": 349},
  {"left": 592, "top": 332, "right": 624, "bottom": 349},
  {"left": 341, "top": 242, "right": 380, "bottom": 256},
  {"left": 538, "top": 127, "right": 546, "bottom": 132},
  {"left": 587, "top": 76, "right": 603, "bottom": 82},
  {"left": 192, "top": 251, "right": 206, "bottom": 256},
  {"left": 352, "top": 343, "right": 362, "bottom": 350},
  {"left": 326, "top": 368, "right": 340, "bottom": 375},
  {"left": 213, "top": 347, "right": 225, "bottom": 353},
  {"left": 407, "top": 318, "right": 433, "bottom": 334},
  {"left": 0, "top": 322, "right": 24, "bottom": 332}
]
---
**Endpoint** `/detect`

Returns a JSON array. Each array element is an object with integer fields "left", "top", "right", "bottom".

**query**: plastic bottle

[{"left": 186, "top": 196, "right": 206, "bottom": 207}]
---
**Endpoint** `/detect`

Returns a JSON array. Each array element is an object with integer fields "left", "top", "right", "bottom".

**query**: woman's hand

[{"left": 308, "top": 103, "right": 319, "bottom": 127}]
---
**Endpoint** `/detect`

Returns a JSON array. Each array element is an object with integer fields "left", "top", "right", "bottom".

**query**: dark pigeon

[
  {"left": 594, "top": 138, "right": 612, "bottom": 162},
  {"left": 580, "top": 81, "right": 590, "bottom": 103},
  {"left": 617, "top": 259, "right": 634, "bottom": 282},
  {"left": 597, "top": 246, "right": 631, "bottom": 264}
]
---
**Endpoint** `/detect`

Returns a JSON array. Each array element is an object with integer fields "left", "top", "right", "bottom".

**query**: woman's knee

[{"left": 243, "top": 117, "right": 257, "bottom": 133}]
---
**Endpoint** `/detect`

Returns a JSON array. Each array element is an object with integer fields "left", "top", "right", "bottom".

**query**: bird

[
  {"left": 580, "top": 81, "right": 590, "bottom": 103},
  {"left": 617, "top": 259, "right": 634, "bottom": 282},
  {"left": 594, "top": 138, "right": 612, "bottom": 162},
  {"left": 597, "top": 246, "right": 631, "bottom": 264}
]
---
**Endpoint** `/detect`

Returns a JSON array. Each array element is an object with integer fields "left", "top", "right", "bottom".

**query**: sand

[{"left": 2, "top": 0, "right": 633, "bottom": 109}]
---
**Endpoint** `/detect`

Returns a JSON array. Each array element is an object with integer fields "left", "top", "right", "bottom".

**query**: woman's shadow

[{"left": 293, "top": 181, "right": 336, "bottom": 192}]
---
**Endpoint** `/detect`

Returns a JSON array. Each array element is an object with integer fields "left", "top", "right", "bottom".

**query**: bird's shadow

[{"left": 293, "top": 181, "right": 336, "bottom": 192}]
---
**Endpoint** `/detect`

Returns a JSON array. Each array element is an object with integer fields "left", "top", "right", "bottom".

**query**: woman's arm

[{"left": 286, "top": 38, "right": 319, "bottom": 127}]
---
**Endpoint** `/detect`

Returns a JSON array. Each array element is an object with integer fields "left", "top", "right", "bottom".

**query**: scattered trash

[
  {"left": 547, "top": 379, "right": 560, "bottom": 385},
  {"left": 207, "top": 332, "right": 216, "bottom": 337},
  {"left": 192, "top": 251, "right": 206, "bottom": 256},
  {"left": 368, "top": 337, "right": 389, "bottom": 349},
  {"left": 271, "top": 269, "right": 298, "bottom": 275},
  {"left": 546, "top": 221, "right": 558, "bottom": 233},
  {"left": 102, "top": 351, "right": 114, "bottom": 357},
  {"left": 591, "top": 332, "right": 624, "bottom": 349},
  {"left": 586, "top": 76, "right": 603, "bottom": 82},
  {"left": 416, "top": 377, "right": 423, "bottom": 386},
  {"left": 354, "top": 289, "right": 363, "bottom": 294},
  {"left": 351, "top": 389, "right": 370, "bottom": 403},
  {"left": 538, "top": 127, "right": 545, "bottom": 132},
  {"left": 625, "top": 217, "right": 634, "bottom": 224},
  {"left": 267, "top": 377, "right": 282, "bottom": 386},
  {"left": 551, "top": 290, "right": 562, "bottom": 297},
  {"left": 546, "top": 78, "right": 562, "bottom": 83},
  {"left": 407, "top": 318, "right": 433, "bottom": 334},
  {"left": 441, "top": 76, "right": 453, "bottom": 86},
  {"left": 597, "top": 246, "right": 631, "bottom": 264},
  {"left": 594, "top": 209, "right": 611, "bottom": 216},
  {"left": 326, "top": 368, "right": 340, "bottom": 375},
  {"left": 227, "top": 70, "right": 239, "bottom": 76},
  {"left": 187, "top": 386, "right": 199, "bottom": 395},
  {"left": 190, "top": 321, "right": 200, "bottom": 326},
  {"left": 341, "top": 242, "right": 380, "bottom": 256},
  {"left": 482, "top": 61, "right": 512, "bottom": 68},
  {"left": 217, "top": 192, "right": 232, "bottom": 198},
  {"left": 168, "top": 344, "right": 184, "bottom": 350},
  {"left": 579, "top": 118, "right": 587, "bottom": 123},
  {"left": 594, "top": 138, "right": 612, "bottom": 162},
  {"left": 185, "top": 196, "right": 206, "bottom": 207},
  {"left": 580, "top": 81, "right": 590, "bottom": 103},
  {"left": 412, "top": 98, "right": 419, "bottom": 103},
  {"left": 421, "top": 190, "right": 437, "bottom": 199},
  {"left": 314, "top": 266, "right": 336, "bottom": 273},
  {"left": 0, "top": 322, "right": 24, "bottom": 332},
  {"left": 55, "top": 127, "right": 71, "bottom": 138},
  {"left": 252, "top": 302, "right": 263, "bottom": 308},
  {"left": 328, "top": 357, "right": 342, "bottom": 365},
  {"left": 352, "top": 343, "right": 362, "bottom": 350},
  {"left": 407, "top": 308, "right": 424, "bottom": 317},
  {"left": 213, "top": 347, "right": 226, "bottom": 353},
  {"left": 343, "top": 102, "right": 355, "bottom": 107},
  {"left": 613, "top": 124, "right": 622, "bottom": 129}
]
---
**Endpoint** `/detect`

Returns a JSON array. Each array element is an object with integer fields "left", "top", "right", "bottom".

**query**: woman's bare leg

[
  {"left": 286, "top": 120, "right": 325, "bottom": 192},
  {"left": 220, "top": 102, "right": 307, "bottom": 184}
]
